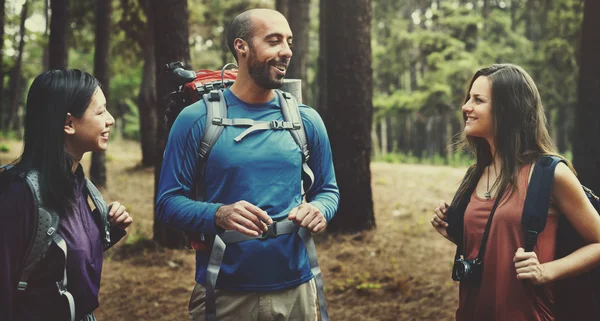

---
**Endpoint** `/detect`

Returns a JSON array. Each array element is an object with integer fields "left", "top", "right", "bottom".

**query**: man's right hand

[{"left": 215, "top": 200, "right": 273, "bottom": 236}]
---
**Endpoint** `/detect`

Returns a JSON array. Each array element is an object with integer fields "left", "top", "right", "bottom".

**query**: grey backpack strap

[
  {"left": 276, "top": 90, "right": 314, "bottom": 195},
  {"left": 195, "top": 90, "right": 227, "bottom": 201},
  {"left": 53, "top": 232, "right": 76, "bottom": 321},
  {"left": 85, "top": 178, "right": 111, "bottom": 249},
  {"left": 18, "top": 170, "right": 60, "bottom": 292},
  {"left": 19, "top": 170, "right": 76, "bottom": 321}
]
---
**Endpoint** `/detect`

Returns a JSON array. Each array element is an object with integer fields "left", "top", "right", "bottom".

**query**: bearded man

[{"left": 156, "top": 8, "right": 339, "bottom": 321}]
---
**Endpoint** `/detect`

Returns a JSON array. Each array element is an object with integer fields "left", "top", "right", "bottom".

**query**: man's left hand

[
  {"left": 288, "top": 203, "right": 327, "bottom": 233},
  {"left": 108, "top": 201, "right": 133, "bottom": 230}
]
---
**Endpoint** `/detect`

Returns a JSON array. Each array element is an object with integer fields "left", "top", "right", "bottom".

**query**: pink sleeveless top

[{"left": 456, "top": 164, "right": 559, "bottom": 321}]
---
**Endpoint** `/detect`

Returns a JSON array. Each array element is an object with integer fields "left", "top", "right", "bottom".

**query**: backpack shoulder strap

[
  {"left": 522, "top": 156, "right": 565, "bottom": 252},
  {"left": 18, "top": 169, "right": 60, "bottom": 291},
  {"left": 85, "top": 178, "right": 111, "bottom": 249},
  {"left": 195, "top": 89, "right": 227, "bottom": 201},
  {"left": 276, "top": 90, "right": 314, "bottom": 195}
]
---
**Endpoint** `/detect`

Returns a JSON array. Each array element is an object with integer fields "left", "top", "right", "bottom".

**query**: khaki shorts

[{"left": 189, "top": 278, "right": 317, "bottom": 321}]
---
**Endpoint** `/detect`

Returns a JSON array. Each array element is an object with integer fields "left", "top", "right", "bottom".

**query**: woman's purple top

[{"left": 0, "top": 167, "right": 122, "bottom": 321}]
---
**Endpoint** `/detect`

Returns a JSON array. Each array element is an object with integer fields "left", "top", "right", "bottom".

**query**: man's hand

[
  {"left": 215, "top": 200, "right": 273, "bottom": 237},
  {"left": 288, "top": 203, "right": 327, "bottom": 233},
  {"left": 108, "top": 201, "right": 133, "bottom": 230}
]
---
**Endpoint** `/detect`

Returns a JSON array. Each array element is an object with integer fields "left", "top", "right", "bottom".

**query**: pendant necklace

[{"left": 485, "top": 161, "right": 498, "bottom": 200}]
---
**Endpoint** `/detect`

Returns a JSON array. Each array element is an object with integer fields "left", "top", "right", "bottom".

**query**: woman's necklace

[{"left": 485, "top": 161, "right": 498, "bottom": 200}]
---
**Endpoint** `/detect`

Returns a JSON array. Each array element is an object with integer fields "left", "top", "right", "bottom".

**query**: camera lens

[{"left": 455, "top": 260, "right": 471, "bottom": 280}]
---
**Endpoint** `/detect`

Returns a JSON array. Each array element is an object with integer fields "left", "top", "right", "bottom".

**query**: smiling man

[{"left": 156, "top": 8, "right": 339, "bottom": 321}]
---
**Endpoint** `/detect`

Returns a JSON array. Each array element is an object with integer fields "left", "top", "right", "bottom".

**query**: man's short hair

[{"left": 226, "top": 11, "right": 255, "bottom": 62}]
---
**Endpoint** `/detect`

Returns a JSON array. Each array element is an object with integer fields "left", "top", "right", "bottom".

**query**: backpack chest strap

[{"left": 212, "top": 116, "right": 299, "bottom": 142}]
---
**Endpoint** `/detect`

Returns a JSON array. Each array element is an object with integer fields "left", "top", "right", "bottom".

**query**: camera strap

[
  {"left": 455, "top": 185, "right": 506, "bottom": 263},
  {"left": 476, "top": 185, "right": 506, "bottom": 262}
]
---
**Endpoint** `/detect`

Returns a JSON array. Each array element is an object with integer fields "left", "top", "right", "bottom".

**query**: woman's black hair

[{"left": 3, "top": 69, "right": 99, "bottom": 212}]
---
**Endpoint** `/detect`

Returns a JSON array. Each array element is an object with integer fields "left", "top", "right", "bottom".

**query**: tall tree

[
  {"left": 49, "top": 0, "right": 69, "bottom": 69},
  {"left": 573, "top": 0, "right": 600, "bottom": 193},
  {"left": 89, "top": 0, "right": 111, "bottom": 187},
  {"left": 5, "top": 0, "right": 28, "bottom": 135},
  {"left": 323, "top": 0, "right": 375, "bottom": 233},
  {"left": 137, "top": 0, "right": 157, "bottom": 167},
  {"left": 152, "top": 0, "right": 190, "bottom": 248},
  {"left": 286, "top": 0, "right": 309, "bottom": 103},
  {"left": 0, "top": 0, "right": 5, "bottom": 123},
  {"left": 42, "top": 0, "right": 50, "bottom": 70},
  {"left": 316, "top": 0, "right": 327, "bottom": 115},
  {"left": 275, "top": 0, "right": 288, "bottom": 17}
]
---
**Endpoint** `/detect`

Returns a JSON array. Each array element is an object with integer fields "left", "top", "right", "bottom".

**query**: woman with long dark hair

[
  {"left": 0, "top": 69, "right": 132, "bottom": 321},
  {"left": 431, "top": 63, "right": 600, "bottom": 320}
]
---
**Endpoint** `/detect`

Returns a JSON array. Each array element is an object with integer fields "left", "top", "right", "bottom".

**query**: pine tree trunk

[
  {"left": 573, "top": 0, "right": 600, "bottom": 193},
  {"left": 286, "top": 0, "right": 310, "bottom": 103},
  {"left": 152, "top": 0, "right": 190, "bottom": 248},
  {"left": 316, "top": 0, "right": 327, "bottom": 116},
  {"left": 137, "top": 0, "right": 157, "bottom": 167},
  {"left": 49, "top": 0, "right": 69, "bottom": 69},
  {"left": 5, "top": 1, "right": 27, "bottom": 135},
  {"left": 0, "top": 0, "right": 5, "bottom": 130},
  {"left": 323, "top": 0, "right": 375, "bottom": 233},
  {"left": 275, "top": 0, "right": 288, "bottom": 17},
  {"left": 90, "top": 0, "right": 111, "bottom": 188}
]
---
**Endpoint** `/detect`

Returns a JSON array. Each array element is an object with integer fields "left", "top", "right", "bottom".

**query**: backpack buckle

[
  {"left": 17, "top": 281, "right": 27, "bottom": 291},
  {"left": 212, "top": 117, "right": 223, "bottom": 126},
  {"left": 292, "top": 122, "right": 301, "bottom": 130},
  {"left": 208, "top": 90, "right": 220, "bottom": 102},
  {"left": 270, "top": 120, "right": 285, "bottom": 130},
  {"left": 259, "top": 223, "right": 277, "bottom": 240}
]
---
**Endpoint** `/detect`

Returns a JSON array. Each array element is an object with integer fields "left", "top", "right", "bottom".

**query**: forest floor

[{"left": 0, "top": 138, "right": 467, "bottom": 321}]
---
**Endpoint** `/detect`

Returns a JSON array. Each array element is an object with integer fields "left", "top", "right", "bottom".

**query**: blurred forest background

[
  {"left": 0, "top": 0, "right": 598, "bottom": 242},
  {"left": 0, "top": 0, "right": 599, "bottom": 320},
  {"left": 0, "top": 0, "right": 590, "bottom": 158}
]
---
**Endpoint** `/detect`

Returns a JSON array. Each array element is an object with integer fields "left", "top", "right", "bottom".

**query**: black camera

[{"left": 452, "top": 257, "right": 482, "bottom": 283}]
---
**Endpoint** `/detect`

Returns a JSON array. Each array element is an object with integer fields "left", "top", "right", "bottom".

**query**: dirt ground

[{"left": 0, "top": 139, "right": 467, "bottom": 321}]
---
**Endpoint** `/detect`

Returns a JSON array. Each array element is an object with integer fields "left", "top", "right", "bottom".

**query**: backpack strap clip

[
  {"left": 258, "top": 223, "right": 278, "bottom": 240},
  {"left": 270, "top": 120, "right": 285, "bottom": 130},
  {"left": 211, "top": 117, "right": 223, "bottom": 126},
  {"left": 208, "top": 90, "right": 220, "bottom": 102},
  {"left": 525, "top": 229, "right": 539, "bottom": 252}
]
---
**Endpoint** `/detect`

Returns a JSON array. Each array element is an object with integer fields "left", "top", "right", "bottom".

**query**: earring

[{"left": 242, "top": 53, "right": 246, "bottom": 58}]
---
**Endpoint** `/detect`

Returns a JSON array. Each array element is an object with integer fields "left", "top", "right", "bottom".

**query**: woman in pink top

[{"left": 431, "top": 64, "right": 600, "bottom": 321}]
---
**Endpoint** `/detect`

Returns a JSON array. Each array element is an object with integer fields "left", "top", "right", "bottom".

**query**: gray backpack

[{"left": 4, "top": 167, "right": 113, "bottom": 321}]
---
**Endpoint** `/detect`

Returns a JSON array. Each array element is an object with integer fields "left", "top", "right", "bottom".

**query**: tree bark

[
  {"left": 90, "top": 0, "right": 111, "bottom": 188},
  {"left": 152, "top": 0, "right": 190, "bottom": 248},
  {"left": 573, "top": 0, "right": 600, "bottom": 193},
  {"left": 0, "top": 0, "right": 5, "bottom": 129},
  {"left": 6, "top": 1, "right": 28, "bottom": 135},
  {"left": 275, "top": 0, "right": 288, "bottom": 17},
  {"left": 49, "top": 0, "right": 69, "bottom": 69},
  {"left": 286, "top": 0, "right": 310, "bottom": 103},
  {"left": 323, "top": 0, "right": 375, "bottom": 233},
  {"left": 316, "top": 0, "right": 327, "bottom": 116},
  {"left": 42, "top": 0, "right": 50, "bottom": 70},
  {"left": 137, "top": 0, "right": 158, "bottom": 167}
]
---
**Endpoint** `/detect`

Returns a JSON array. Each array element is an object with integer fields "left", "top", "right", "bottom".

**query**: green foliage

[
  {"left": 122, "top": 98, "right": 141, "bottom": 140},
  {"left": 1, "top": 0, "right": 582, "bottom": 162}
]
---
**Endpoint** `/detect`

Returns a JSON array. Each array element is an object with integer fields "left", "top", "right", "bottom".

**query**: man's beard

[{"left": 247, "top": 48, "right": 286, "bottom": 89}]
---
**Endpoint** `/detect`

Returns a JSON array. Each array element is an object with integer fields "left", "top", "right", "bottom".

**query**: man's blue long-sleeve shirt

[{"left": 156, "top": 89, "right": 339, "bottom": 291}]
